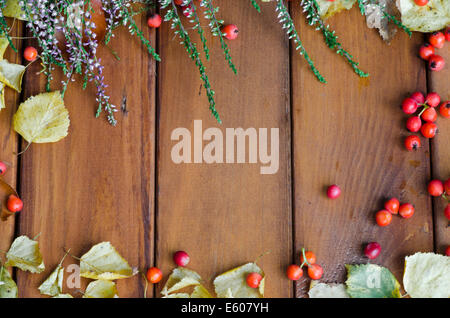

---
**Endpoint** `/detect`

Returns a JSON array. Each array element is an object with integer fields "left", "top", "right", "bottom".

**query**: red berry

[
  {"left": 399, "top": 203, "right": 415, "bottom": 219},
  {"left": 221, "top": 24, "right": 239, "bottom": 40},
  {"left": 24, "top": 46, "right": 38, "bottom": 62},
  {"left": 428, "top": 55, "right": 445, "bottom": 72},
  {"left": 300, "top": 251, "right": 316, "bottom": 265},
  {"left": 406, "top": 116, "right": 422, "bottom": 132},
  {"left": 419, "top": 44, "right": 435, "bottom": 60},
  {"left": 421, "top": 107, "right": 437, "bottom": 123},
  {"left": 425, "top": 92, "right": 440, "bottom": 107},
  {"left": 375, "top": 210, "right": 392, "bottom": 226},
  {"left": 384, "top": 198, "right": 400, "bottom": 214},
  {"left": 420, "top": 122, "right": 437, "bottom": 138},
  {"left": 326, "top": 184, "right": 341, "bottom": 199},
  {"left": 414, "top": 0, "right": 428, "bottom": 5},
  {"left": 405, "top": 135, "right": 421, "bottom": 151},
  {"left": 146, "top": 267, "right": 162, "bottom": 283},
  {"left": 6, "top": 195, "right": 23, "bottom": 213},
  {"left": 174, "top": 0, "right": 184, "bottom": 5},
  {"left": 429, "top": 32, "right": 445, "bottom": 49},
  {"left": 246, "top": 272, "right": 262, "bottom": 288},
  {"left": 439, "top": 101, "right": 450, "bottom": 118},
  {"left": 0, "top": 161, "right": 6, "bottom": 175},
  {"left": 410, "top": 91, "right": 425, "bottom": 104},
  {"left": 364, "top": 242, "right": 381, "bottom": 259},
  {"left": 445, "top": 28, "right": 450, "bottom": 42},
  {"left": 402, "top": 97, "right": 419, "bottom": 114},
  {"left": 147, "top": 13, "right": 162, "bottom": 28},
  {"left": 428, "top": 179, "right": 444, "bottom": 196},
  {"left": 173, "top": 250, "right": 190, "bottom": 267},
  {"left": 445, "top": 246, "right": 450, "bottom": 256},
  {"left": 307, "top": 264, "right": 323, "bottom": 280},
  {"left": 444, "top": 204, "right": 450, "bottom": 221},
  {"left": 443, "top": 178, "right": 450, "bottom": 194},
  {"left": 286, "top": 264, "right": 303, "bottom": 281}
]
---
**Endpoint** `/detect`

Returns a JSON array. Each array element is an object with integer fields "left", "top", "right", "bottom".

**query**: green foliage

[
  {"left": 250, "top": 0, "right": 261, "bottom": 13},
  {"left": 0, "top": 0, "right": 16, "bottom": 52},
  {"left": 185, "top": 0, "right": 210, "bottom": 61}
]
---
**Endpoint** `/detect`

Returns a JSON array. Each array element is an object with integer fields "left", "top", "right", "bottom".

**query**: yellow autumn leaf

[
  {"left": 5, "top": 235, "right": 45, "bottom": 274},
  {"left": 213, "top": 263, "right": 265, "bottom": 298},
  {"left": 83, "top": 280, "right": 119, "bottom": 298},
  {"left": 317, "top": 0, "right": 356, "bottom": 18},
  {"left": 0, "top": 266, "right": 18, "bottom": 298},
  {"left": 163, "top": 293, "right": 191, "bottom": 298},
  {"left": 3, "top": 0, "right": 28, "bottom": 20},
  {"left": 161, "top": 267, "right": 202, "bottom": 296},
  {"left": 38, "top": 264, "right": 64, "bottom": 296},
  {"left": 403, "top": 252, "right": 450, "bottom": 298},
  {"left": 0, "top": 60, "right": 25, "bottom": 92},
  {"left": 397, "top": 0, "right": 450, "bottom": 32},
  {"left": 13, "top": 91, "right": 70, "bottom": 144},
  {"left": 0, "top": 83, "right": 5, "bottom": 110},
  {"left": 53, "top": 293, "right": 73, "bottom": 298},
  {"left": 308, "top": 282, "right": 349, "bottom": 298},
  {"left": 80, "top": 242, "right": 134, "bottom": 280},
  {"left": 0, "top": 37, "right": 9, "bottom": 60}
]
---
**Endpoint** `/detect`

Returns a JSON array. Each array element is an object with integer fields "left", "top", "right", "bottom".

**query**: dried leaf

[
  {"left": 80, "top": 242, "right": 134, "bottom": 280},
  {"left": 214, "top": 263, "right": 265, "bottom": 298},
  {"left": 308, "top": 282, "right": 349, "bottom": 298},
  {"left": 52, "top": 293, "right": 73, "bottom": 298},
  {"left": 38, "top": 264, "right": 64, "bottom": 296},
  {"left": 0, "top": 266, "right": 18, "bottom": 298},
  {"left": 365, "top": 0, "right": 398, "bottom": 41},
  {"left": 5, "top": 235, "right": 45, "bottom": 273},
  {"left": 83, "top": 280, "right": 119, "bottom": 298},
  {"left": 317, "top": 0, "right": 356, "bottom": 18},
  {"left": 397, "top": 0, "right": 450, "bottom": 32},
  {"left": 0, "top": 178, "right": 18, "bottom": 221},
  {"left": 162, "top": 293, "right": 191, "bottom": 298},
  {"left": 191, "top": 285, "right": 213, "bottom": 298},
  {"left": 0, "top": 37, "right": 9, "bottom": 60},
  {"left": 161, "top": 267, "right": 202, "bottom": 296},
  {"left": 345, "top": 264, "right": 401, "bottom": 298},
  {"left": 403, "top": 252, "right": 450, "bottom": 298},
  {"left": 0, "top": 60, "right": 25, "bottom": 92},
  {"left": 13, "top": 91, "right": 70, "bottom": 144},
  {"left": 0, "top": 83, "right": 5, "bottom": 110},
  {"left": 3, "top": 0, "right": 28, "bottom": 20}
]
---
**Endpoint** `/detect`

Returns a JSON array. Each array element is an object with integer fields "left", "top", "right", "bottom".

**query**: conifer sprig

[
  {"left": 301, "top": 0, "right": 368, "bottom": 78},
  {"left": 183, "top": 0, "right": 210, "bottom": 61},
  {"left": 250, "top": 0, "right": 261, "bottom": 13}
]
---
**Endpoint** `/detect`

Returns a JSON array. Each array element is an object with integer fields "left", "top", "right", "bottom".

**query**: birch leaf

[
  {"left": 191, "top": 285, "right": 213, "bottom": 298},
  {"left": 13, "top": 91, "right": 70, "bottom": 144},
  {"left": 83, "top": 280, "right": 119, "bottom": 298},
  {"left": 214, "top": 263, "right": 265, "bottom": 298},
  {"left": 317, "top": 0, "right": 356, "bottom": 18},
  {"left": 0, "top": 38, "right": 9, "bottom": 60},
  {"left": 308, "top": 282, "right": 350, "bottom": 298},
  {"left": 396, "top": 0, "right": 450, "bottom": 32},
  {"left": 161, "top": 267, "right": 202, "bottom": 296},
  {"left": 0, "top": 266, "right": 18, "bottom": 298},
  {"left": 403, "top": 252, "right": 450, "bottom": 298},
  {"left": 5, "top": 235, "right": 45, "bottom": 273},
  {"left": 53, "top": 294, "right": 73, "bottom": 298},
  {"left": 0, "top": 83, "right": 5, "bottom": 110},
  {"left": 38, "top": 264, "right": 64, "bottom": 296},
  {"left": 0, "top": 60, "right": 25, "bottom": 92},
  {"left": 162, "top": 293, "right": 191, "bottom": 298},
  {"left": 80, "top": 242, "right": 134, "bottom": 280},
  {"left": 3, "top": 0, "right": 28, "bottom": 20}
]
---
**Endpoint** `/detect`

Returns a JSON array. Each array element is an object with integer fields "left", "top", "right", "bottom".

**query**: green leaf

[
  {"left": 345, "top": 264, "right": 401, "bottom": 298},
  {"left": 0, "top": 266, "right": 18, "bottom": 298}
]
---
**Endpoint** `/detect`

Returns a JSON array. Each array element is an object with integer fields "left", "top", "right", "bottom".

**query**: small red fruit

[
  {"left": 406, "top": 116, "right": 422, "bottom": 132},
  {"left": 399, "top": 203, "right": 415, "bottom": 219},
  {"left": 428, "top": 54, "right": 445, "bottom": 72},
  {"left": 421, "top": 107, "right": 437, "bottom": 123},
  {"left": 300, "top": 251, "right": 316, "bottom": 265},
  {"left": 307, "top": 264, "right": 323, "bottom": 280},
  {"left": 375, "top": 210, "right": 392, "bottom": 227},
  {"left": 326, "top": 184, "right": 341, "bottom": 199},
  {"left": 429, "top": 32, "right": 445, "bottom": 49},
  {"left": 364, "top": 242, "right": 381, "bottom": 259},
  {"left": 428, "top": 179, "right": 444, "bottom": 196},
  {"left": 384, "top": 198, "right": 400, "bottom": 214},
  {"left": 414, "top": 0, "right": 428, "bottom": 5},
  {"left": 173, "top": 250, "right": 190, "bottom": 267},
  {"left": 444, "top": 204, "right": 450, "bottom": 221},
  {"left": 402, "top": 97, "right": 418, "bottom": 114},
  {"left": 146, "top": 267, "right": 163, "bottom": 283},
  {"left": 7, "top": 195, "right": 23, "bottom": 213},
  {"left": 410, "top": 91, "right": 425, "bottom": 104},
  {"left": 445, "top": 246, "right": 450, "bottom": 256},
  {"left": 443, "top": 178, "right": 450, "bottom": 194},
  {"left": 425, "top": 92, "right": 440, "bottom": 107},
  {"left": 419, "top": 44, "right": 435, "bottom": 60},
  {"left": 0, "top": 161, "right": 6, "bottom": 175},
  {"left": 420, "top": 122, "right": 437, "bottom": 138},
  {"left": 246, "top": 272, "right": 263, "bottom": 288},
  {"left": 147, "top": 13, "right": 162, "bottom": 28},
  {"left": 439, "top": 101, "right": 450, "bottom": 118},
  {"left": 24, "top": 46, "right": 38, "bottom": 62},
  {"left": 405, "top": 135, "right": 421, "bottom": 151},
  {"left": 286, "top": 264, "right": 303, "bottom": 281},
  {"left": 445, "top": 28, "right": 450, "bottom": 42},
  {"left": 221, "top": 24, "right": 239, "bottom": 40}
]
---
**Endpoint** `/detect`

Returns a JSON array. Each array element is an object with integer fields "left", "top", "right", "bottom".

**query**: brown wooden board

[
  {"left": 290, "top": 8, "right": 434, "bottom": 296},
  {"left": 156, "top": 0, "right": 292, "bottom": 297},
  {"left": 15, "top": 15, "right": 156, "bottom": 297}
]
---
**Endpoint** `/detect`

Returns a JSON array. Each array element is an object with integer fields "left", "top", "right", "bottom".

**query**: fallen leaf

[
  {"left": 83, "top": 280, "right": 119, "bottom": 298},
  {"left": 365, "top": 0, "right": 398, "bottom": 41},
  {"left": 0, "top": 83, "right": 5, "bottom": 110},
  {"left": 162, "top": 293, "right": 191, "bottom": 298},
  {"left": 0, "top": 178, "right": 18, "bottom": 221},
  {"left": 213, "top": 263, "right": 265, "bottom": 298},
  {"left": 38, "top": 264, "right": 64, "bottom": 296},
  {"left": 13, "top": 91, "right": 70, "bottom": 144},
  {"left": 0, "top": 37, "right": 9, "bottom": 60},
  {"left": 403, "top": 252, "right": 450, "bottom": 298},
  {"left": 52, "top": 293, "right": 73, "bottom": 298},
  {"left": 161, "top": 267, "right": 202, "bottom": 296},
  {"left": 5, "top": 235, "right": 45, "bottom": 274},
  {"left": 3, "top": 0, "right": 28, "bottom": 20},
  {"left": 317, "top": 0, "right": 356, "bottom": 18},
  {"left": 396, "top": 0, "right": 450, "bottom": 32},
  {"left": 345, "top": 264, "right": 401, "bottom": 298},
  {"left": 80, "top": 242, "right": 134, "bottom": 280},
  {"left": 191, "top": 285, "right": 213, "bottom": 298},
  {"left": 0, "top": 59, "right": 25, "bottom": 92},
  {"left": 0, "top": 266, "right": 18, "bottom": 298},
  {"left": 308, "top": 282, "right": 349, "bottom": 298}
]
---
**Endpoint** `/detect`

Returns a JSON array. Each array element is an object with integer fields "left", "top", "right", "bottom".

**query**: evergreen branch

[
  {"left": 184, "top": 0, "right": 209, "bottom": 60},
  {"left": 301, "top": 0, "right": 368, "bottom": 78},
  {"left": 202, "top": 0, "right": 237, "bottom": 74},
  {"left": 161, "top": 0, "right": 221, "bottom": 123},
  {"left": 250, "top": 0, "right": 261, "bottom": 13},
  {"left": 276, "top": 0, "right": 325, "bottom": 83}
]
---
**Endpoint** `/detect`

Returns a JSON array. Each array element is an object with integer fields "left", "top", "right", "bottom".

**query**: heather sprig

[
  {"left": 250, "top": 0, "right": 261, "bottom": 13},
  {"left": 184, "top": 0, "right": 209, "bottom": 61}
]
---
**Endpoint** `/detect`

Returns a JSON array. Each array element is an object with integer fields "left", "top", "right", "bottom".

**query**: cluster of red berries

[
  {"left": 146, "top": 250, "right": 190, "bottom": 284},
  {"left": 375, "top": 197, "right": 414, "bottom": 226},
  {"left": 427, "top": 178, "right": 450, "bottom": 221},
  {"left": 286, "top": 248, "right": 323, "bottom": 281},
  {"left": 0, "top": 161, "right": 24, "bottom": 214},
  {"left": 402, "top": 91, "right": 449, "bottom": 151},
  {"left": 419, "top": 28, "right": 449, "bottom": 72}
]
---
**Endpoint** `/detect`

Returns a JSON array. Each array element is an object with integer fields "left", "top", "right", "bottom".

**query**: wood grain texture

[
  {"left": 156, "top": 0, "right": 292, "bottom": 297},
  {"left": 429, "top": 45, "right": 449, "bottom": 255},
  {"left": 290, "top": 8, "right": 434, "bottom": 296},
  {"left": 16, "top": 15, "right": 156, "bottom": 297}
]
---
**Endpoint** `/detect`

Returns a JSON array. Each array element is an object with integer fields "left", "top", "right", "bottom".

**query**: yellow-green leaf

[
  {"left": 214, "top": 263, "right": 265, "bottom": 298},
  {"left": 5, "top": 235, "right": 45, "bottom": 274},
  {"left": 3, "top": 0, "right": 28, "bottom": 20},
  {"left": 309, "top": 282, "right": 349, "bottom": 298},
  {"left": 13, "top": 91, "right": 70, "bottom": 144},
  {"left": 83, "top": 280, "right": 119, "bottom": 298},
  {"left": 0, "top": 59, "right": 25, "bottom": 92},
  {"left": 0, "top": 37, "right": 9, "bottom": 60},
  {"left": 191, "top": 285, "right": 213, "bottom": 298},
  {"left": 397, "top": 0, "right": 450, "bottom": 32},
  {"left": 53, "top": 293, "right": 73, "bottom": 298},
  {"left": 317, "top": 0, "right": 356, "bottom": 18},
  {"left": 0, "top": 266, "right": 18, "bottom": 298},
  {"left": 161, "top": 267, "right": 202, "bottom": 296},
  {"left": 0, "top": 83, "right": 5, "bottom": 110},
  {"left": 38, "top": 264, "right": 64, "bottom": 296}
]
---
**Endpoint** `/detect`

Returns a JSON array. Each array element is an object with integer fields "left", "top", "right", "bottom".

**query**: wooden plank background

[{"left": 0, "top": 1, "right": 448, "bottom": 298}]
